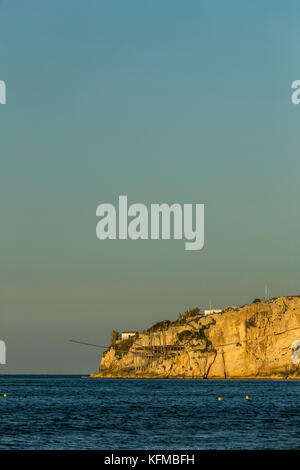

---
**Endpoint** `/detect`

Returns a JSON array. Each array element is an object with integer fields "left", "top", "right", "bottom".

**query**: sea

[{"left": 0, "top": 375, "right": 299, "bottom": 450}]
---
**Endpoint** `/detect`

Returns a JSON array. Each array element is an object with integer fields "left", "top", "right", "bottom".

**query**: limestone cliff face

[{"left": 91, "top": 296, "right": 300, "bottom": 379}]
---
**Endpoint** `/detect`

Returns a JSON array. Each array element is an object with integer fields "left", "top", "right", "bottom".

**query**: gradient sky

[{"left": 1, "top": 0, "right": 300, "bottom": 373}]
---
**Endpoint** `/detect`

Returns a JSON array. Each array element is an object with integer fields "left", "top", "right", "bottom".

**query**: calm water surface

[{"left": 0, "top": 376, "right": 299, "bottom": 449}]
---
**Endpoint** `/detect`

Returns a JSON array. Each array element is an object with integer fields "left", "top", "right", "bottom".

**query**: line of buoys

[{"left": 217, "top": 396, "right": 250, "bottom": 400}]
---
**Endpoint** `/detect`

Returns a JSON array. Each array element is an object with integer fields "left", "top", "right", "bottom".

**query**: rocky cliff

[{"left": 91, "top": 296, "right": 300, "bottom": 379}]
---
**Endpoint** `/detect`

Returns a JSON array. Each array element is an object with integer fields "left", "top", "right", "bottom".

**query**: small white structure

[
  {"left": 204, "top": 309, "right": 222, "bottom": 316},
  {"left": 121, "top": 331, "right": 138, "bottom": 341}
]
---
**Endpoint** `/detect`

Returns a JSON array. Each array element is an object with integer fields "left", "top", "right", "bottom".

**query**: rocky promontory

[{"left": 91, "top": 296, "right": 300, "bottom": 379}]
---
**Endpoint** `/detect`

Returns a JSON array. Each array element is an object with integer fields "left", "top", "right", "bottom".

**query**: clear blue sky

[{"left": 1, "top": 0, "right": 300, "bottom": 373}]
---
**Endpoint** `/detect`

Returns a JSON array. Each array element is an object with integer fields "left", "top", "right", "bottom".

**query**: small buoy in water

[
  {"left": 218, "top": 397, "right": 222, "bottom": 401},
  {"left": 245, "top": 395, "right": 249, "bottom": 400},
  {"left": 3, "top": 394, "right": 7, "bottom": 397}
]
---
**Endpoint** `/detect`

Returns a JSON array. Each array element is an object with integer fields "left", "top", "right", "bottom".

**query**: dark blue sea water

[{"left": 0, "top": 375, "right": 299, "bottom": 450}]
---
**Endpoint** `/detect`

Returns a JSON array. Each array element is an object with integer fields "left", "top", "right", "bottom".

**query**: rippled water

[{"left": 0, "top": 376, "right": 299, "bottom": 449}]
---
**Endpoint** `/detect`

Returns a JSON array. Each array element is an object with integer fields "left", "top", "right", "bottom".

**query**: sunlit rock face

[{"left": 91, "top": 296, "right": 300, "bottom": 379}]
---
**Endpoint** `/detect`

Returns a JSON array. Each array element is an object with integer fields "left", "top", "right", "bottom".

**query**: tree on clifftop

[
  {"left": 110, "top": 330, "right": 119, "bottom": 345},
  {"left": 179, "top": 308, "right": 200, "bottom": 321}
]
